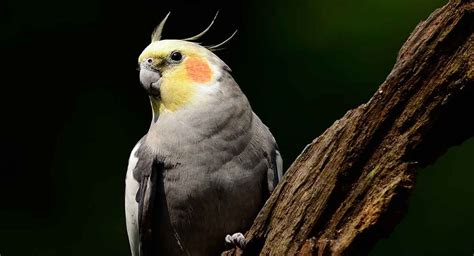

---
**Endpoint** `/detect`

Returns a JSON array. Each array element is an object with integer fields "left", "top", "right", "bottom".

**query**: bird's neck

[{"left": 149, "top": 96, "right": 161, "bottom": 124}]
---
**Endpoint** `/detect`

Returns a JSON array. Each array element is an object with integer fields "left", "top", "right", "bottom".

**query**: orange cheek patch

[{"left": 185, "top": 57, "right": 212, "bottom": 83}]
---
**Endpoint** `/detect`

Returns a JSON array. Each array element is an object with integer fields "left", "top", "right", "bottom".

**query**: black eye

[
  {"left": 146, "top": 58, "right": 153, "bottom": 64},
  {"left": 170, "top": 51, "right": 183, "bottom": 62}
]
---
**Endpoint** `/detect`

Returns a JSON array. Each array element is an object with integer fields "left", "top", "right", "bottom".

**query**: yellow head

[
  {"left": 137, "top": 13, "right": 234, "bottom": 118},
  {"left": 138, "top": 40, "right": 225, "bottom": 114}
]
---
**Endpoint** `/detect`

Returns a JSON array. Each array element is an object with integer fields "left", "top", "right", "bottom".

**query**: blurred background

[{"left": 0, "top": 0, "right": 472, "bottom": 255}]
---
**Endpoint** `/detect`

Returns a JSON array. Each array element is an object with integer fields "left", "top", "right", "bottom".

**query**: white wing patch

[
  {"left": 125, "top": 142, "right": 141, "bottom": 256},
  {"left": 267, "top": 149, "right": 284, "bottom": 193},
  {"left": 275, "top": 150, "right": 283, "bottom": 181}
]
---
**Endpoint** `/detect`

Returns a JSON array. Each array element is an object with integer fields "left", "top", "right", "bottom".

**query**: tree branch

[{"left": 224, "top": 0, "right": 473, "bottom": 255}]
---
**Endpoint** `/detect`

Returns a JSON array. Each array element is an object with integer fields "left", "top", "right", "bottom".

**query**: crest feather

[
  {"left": 182, "top": 11, "right": 219, "bottom": 41},
  {"left": 151, "top": 12, "right": 171, "bottom": 42},
  {"left": 148, "top": 12, "right": 237, "bottom": 52},
  {"left": 207, "top": 30, "right": 238, "bottom": 50}
]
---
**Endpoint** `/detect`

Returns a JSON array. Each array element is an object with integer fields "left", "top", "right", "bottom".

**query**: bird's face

[{"left": 138, "top": 40, "right": 223, "bottom": 113}]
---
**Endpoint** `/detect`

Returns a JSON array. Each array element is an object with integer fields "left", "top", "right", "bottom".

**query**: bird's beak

[{"left": 139, "top": 62, "right": 161, "bottom": 97}]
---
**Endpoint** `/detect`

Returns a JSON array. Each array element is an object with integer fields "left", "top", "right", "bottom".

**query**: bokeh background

[{"left": 1, "top": 0, "right": 472, "bottom": 255}]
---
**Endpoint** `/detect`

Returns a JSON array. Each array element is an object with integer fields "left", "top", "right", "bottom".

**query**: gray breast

[{"left": 128, "top": 72, "right": 281, "bottom": 256}]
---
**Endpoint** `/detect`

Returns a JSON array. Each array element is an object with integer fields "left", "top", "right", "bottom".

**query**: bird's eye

[
  {"left": 170, "top": 51, "right": 183, "bottom": 62},
  {"left": 146, "top": 58, "right": 153, "bottom": 64}
]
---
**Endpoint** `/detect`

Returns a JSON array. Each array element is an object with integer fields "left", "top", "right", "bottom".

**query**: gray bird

[{"left": 125, "top": 14, "right": 283, "bottom": 256}]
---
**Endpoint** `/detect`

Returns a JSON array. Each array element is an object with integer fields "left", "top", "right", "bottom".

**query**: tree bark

[{"left": 224, "top": 0, "right": 473, "bottom": 255}]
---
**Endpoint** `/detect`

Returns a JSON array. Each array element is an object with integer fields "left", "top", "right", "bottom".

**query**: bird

[{"left": 125, "top": 12, "right": 283, "bottom": 256}]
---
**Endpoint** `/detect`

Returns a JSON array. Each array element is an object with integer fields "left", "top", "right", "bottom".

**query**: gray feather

[{"left": 125, "top": 71, "right": 281, "bottom": 256}]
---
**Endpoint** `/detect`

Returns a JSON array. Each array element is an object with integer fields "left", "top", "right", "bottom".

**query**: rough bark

[{"left": 224, "top": 0, "right": 473, "bottom": 255}]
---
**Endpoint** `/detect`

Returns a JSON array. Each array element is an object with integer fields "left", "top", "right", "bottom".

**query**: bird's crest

[{"left": 150, "top": 11, "right": 237, "bottom": 51}]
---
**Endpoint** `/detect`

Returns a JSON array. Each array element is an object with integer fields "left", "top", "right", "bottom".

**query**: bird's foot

[{"left": 225, "top": 232, "right": 247, "bottom": 249}]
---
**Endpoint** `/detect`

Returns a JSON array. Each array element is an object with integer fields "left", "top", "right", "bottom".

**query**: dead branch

[{"left": 223, "top": 0, "right": 473, "bottom": 255}]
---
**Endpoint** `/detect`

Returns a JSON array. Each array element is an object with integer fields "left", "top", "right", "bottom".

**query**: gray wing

[
  {"left": 251, "top": 113, "right": 283, "bottom": 194},
  {"left": 133, "top": 145, "right": 164, "bottom": 256}
]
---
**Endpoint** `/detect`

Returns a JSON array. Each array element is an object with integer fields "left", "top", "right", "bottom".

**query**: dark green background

[{"left": 1, "top": 0, "right": 472, "bottom": 255}]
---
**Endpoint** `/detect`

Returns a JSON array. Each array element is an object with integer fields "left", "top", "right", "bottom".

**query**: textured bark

[{"left": 223, "top": 0, "right": 473, "bottom": 255}]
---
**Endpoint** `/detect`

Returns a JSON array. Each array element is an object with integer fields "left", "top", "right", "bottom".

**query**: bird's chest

[
  {"left": 159, "top": 163, "right": 231, "bottom": 226},
  {"left": 155, "top": 165, "right": 245, "bottom": 255}
]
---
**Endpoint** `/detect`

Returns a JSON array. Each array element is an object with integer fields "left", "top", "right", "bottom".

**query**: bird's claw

[{"left": 225, "top": 232, "right": 246, "bottom": 249}]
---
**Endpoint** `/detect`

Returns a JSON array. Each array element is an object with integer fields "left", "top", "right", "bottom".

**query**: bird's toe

[{"left": 225, "top": 232, "right": 246, "bottom": 249}]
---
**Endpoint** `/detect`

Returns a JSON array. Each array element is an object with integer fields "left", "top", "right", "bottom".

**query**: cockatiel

[{"left": 125, "top": 13, "right": 283, "bottom": 256}]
